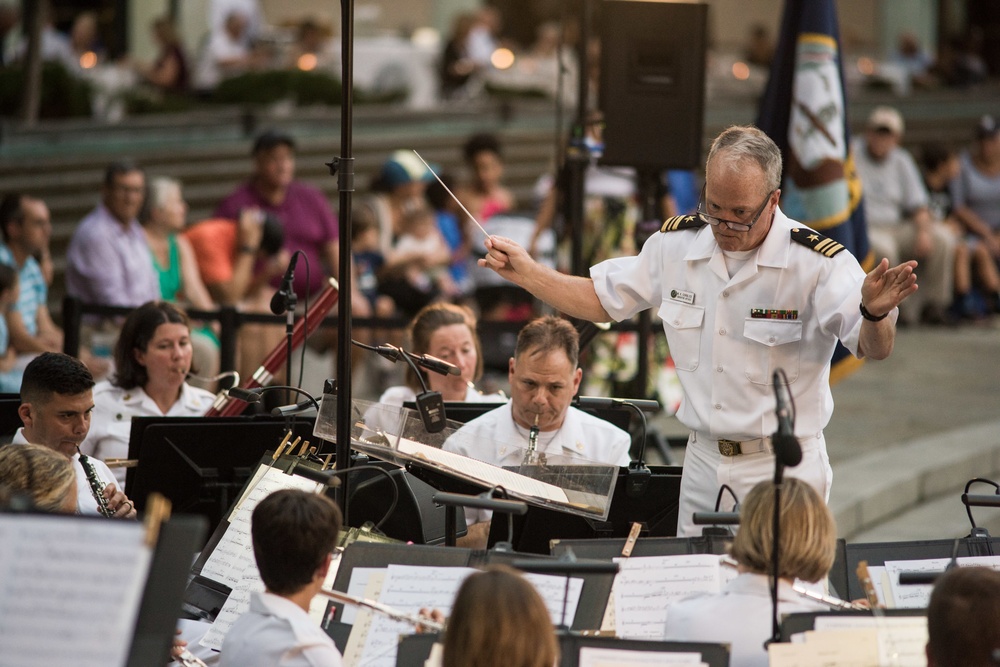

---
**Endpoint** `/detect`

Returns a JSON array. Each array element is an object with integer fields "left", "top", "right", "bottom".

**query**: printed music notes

[
  {"left": 882, "top": 554, "right": 1000, "bottom": 609},
  {"left": 579, "top": 647, "right": 706, "bottom": 667},
  {"left": 612, "top": 554, "right": 734, "bottom": 640},
  {"left": 769, "top": 616, "right": 928, "bottom": 667},
  {"left": 0, "top": 514, "right": 153, "bottom": 667}
]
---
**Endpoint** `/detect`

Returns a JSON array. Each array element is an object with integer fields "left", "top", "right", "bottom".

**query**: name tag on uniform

[{"left": 670, "top": 289, "right": 695, "bottom": 305}]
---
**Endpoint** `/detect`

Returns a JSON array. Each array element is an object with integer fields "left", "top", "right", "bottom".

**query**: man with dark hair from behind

[
  {"left": 12, "top": 351, "right": 135, "bottom": 518},
  {"left": 926, "top": 566, "right": 1000, "bottom": 667},
  {"left": 220, "top": 488, "right": 344, "bottom": 666}
]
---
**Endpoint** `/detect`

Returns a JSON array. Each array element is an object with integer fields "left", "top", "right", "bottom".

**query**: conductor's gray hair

[{"left": 706, "top": 125, "right": 783, "bottom": 194}]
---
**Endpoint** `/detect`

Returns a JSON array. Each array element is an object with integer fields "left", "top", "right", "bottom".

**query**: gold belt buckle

[{"left": 718, "top": 439, "right": 742, "bottom": 456}]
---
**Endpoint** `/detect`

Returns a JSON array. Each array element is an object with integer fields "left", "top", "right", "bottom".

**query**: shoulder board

[
  {"left": 660, "top": 215, "right": 704, "bottom": 233},
  {"left": 790, "top": 227, "right": 846, "bottom": 258}
]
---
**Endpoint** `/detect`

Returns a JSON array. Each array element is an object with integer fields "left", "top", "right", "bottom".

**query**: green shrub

[
  {"left": 210, "top": 69, "right": 343, "bottom": 106},
  {"left": 0, "top": 61, "right": 92, "bottom": 118}
]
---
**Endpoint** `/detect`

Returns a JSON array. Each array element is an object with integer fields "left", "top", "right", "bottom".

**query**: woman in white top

[
  {"left": 663, "top": 478, "right": 836, "bottom": 667},
  {"left": 378, "top": 302, "right": 501, "bottom": 406},
  {"left": 81, "top": 301, "right": 215, "bottom": 485}
]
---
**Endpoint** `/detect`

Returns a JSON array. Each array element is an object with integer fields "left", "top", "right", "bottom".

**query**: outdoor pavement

[{"left": 658, "top": 321, "right": 1000, "bottom": 542}]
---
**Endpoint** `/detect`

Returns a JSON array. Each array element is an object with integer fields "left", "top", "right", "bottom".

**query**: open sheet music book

[
  {"left": 341, "top": 562, "right": 585, "bottom": 667},
  {"left": 0, "top": 514, "right": 154, "bottom": 667},
  {"left": 314, "top": 397, "right": 619, "bottom": 520},
  {"left": 876, "top": 554, "right": 1000, "bottom": 609},
  {"left": 771, "top": 616, "right": 928, "bottom": 667}
]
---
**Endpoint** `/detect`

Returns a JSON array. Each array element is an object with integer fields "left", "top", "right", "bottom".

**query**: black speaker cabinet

[
  {"left": 348, "top": 467, "right": 465, "bottom": 545},
  {"left": 599, "top": 0, "right": 708, "bottom": 170}
]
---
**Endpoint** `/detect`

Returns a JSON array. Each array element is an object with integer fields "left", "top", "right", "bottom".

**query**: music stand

[
  {"left": 126, "top": 415, "right": 318, "bottom": 537},
  {"left": 0, "top": 392, "right": 22, "bottom": 440},
  {"left": 402, "top": 401, "right": 631, "bottom": 431},
  {"left": 488, "top": 465, "right": 683, "bottom": 554}
]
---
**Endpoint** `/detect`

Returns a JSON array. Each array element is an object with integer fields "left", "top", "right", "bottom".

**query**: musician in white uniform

[
  {"left": 80, "top": 301, "right": 215, "bottom": 486},
  {"left": 478, "top": 126, "right": 920, "bottom": 535},
  {"left": 220, "top": 489, "right": 343, "bottom": 667},
  {"left": 11, "top": 352, "right": 136, "bottom": 518},
  {"left": 444, "top": 316, "right": 631, "bottom": 547},
  {"left": 662, "top": 478, "right": 834, "bottom": 667}
]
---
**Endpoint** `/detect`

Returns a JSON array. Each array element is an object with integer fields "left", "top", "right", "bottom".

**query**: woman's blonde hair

[
  {"left": 0, "top": 444, "right": 76, "bottom": 513},
  {"left": 443, "top": 565, "right": 558, "bottom": 667},
  {"left": 730, "top": 477, "right": 836, "bottom": 583}
]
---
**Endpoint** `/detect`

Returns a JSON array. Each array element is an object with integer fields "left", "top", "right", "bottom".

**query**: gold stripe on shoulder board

[
  {"left": 660, "top": 215, "right": 704, "bottom": 233},
  {"left": 790, "top": 227, "right": 846, "bottom": 257}
]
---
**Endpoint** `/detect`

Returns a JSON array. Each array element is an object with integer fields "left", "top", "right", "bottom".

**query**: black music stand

[
  {"left": 126, "top": 415, "right": 318, "bottom": 537},
  {"left": 0, "top": 392, "right": 22, "bottom": 440},
  {"left": 401, "top": 401, "right": 631, "bottom": 431},
  {"left": 487, "top": 465, "right": 683, "bottom": 554}
]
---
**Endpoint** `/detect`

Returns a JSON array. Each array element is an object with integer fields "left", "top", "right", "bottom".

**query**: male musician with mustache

[
  {"left": 8, "top": 352, "right": 136, "bottom": 518},
  {"left": 444, "top": 316, "right": 631, "bottom": 548}
]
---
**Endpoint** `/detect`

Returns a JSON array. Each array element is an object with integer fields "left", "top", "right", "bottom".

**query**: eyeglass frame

[{"left": 695, "top": 185, "right": 776, "bottom": 232}]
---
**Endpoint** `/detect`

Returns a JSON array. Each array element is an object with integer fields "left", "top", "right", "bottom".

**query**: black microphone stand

[
  {"left": 768, "top": 442, "right": 785, "bottom": 646},
  {"left": 330, "top": 0, "right": 357, "bottom": 524},
  {"left": 271, "top": 272, "right": 298, "bottom": 407}
]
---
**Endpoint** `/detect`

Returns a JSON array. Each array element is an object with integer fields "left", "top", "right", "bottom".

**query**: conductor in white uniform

[
  {"left": 445, "top": 316, "right": 631, "bottom": 548},
  {"left": 478, "top": 126, "right": 920, "bottom": 535}
]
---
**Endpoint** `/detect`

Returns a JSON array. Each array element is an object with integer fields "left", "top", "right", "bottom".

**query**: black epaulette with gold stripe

[
  {"left": 660, "top": 215, "right": 704, "bottom": 233},
  {"left": 790, "top": 227, "right": 846, "bottom": 257}
]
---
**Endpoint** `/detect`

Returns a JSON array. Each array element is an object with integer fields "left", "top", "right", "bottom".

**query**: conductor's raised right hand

[{"left": 478, "top": 235, "right": 533, "bottom": 286}]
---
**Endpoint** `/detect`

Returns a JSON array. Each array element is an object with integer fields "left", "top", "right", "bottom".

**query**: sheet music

[
  {"left": 200, "top": 465, "right": 323, "bottom": 587},
  {"left": 812, "top": 616, "right": 928, "bottom": 667},
  {"left": 613, "top": 554, "right": 730, "bottom": 640},
  {"left": 356, "top": 564, "right": 478, "bottom": 667},
  {"left": 342, "top": 572, "right": 387, "bottom": 666},
  {"left": 884, "top": 555, "right": 1000, "bottom": 609},
  {"left": 395, "top": 436, "right": 570, "bottom": 504},
  {"left": 578, "top": 646, "right": 705, "bottom": 667},
  {"left": 521, "top": 573, "right": 584, "bottom": 627},
  {"left": 341, "top": 567, "right": 385, "bottom": 625},
  {"left": 770, "top": 627, "right": 880, "bottom": 667},
  {"left": 0, "top": 515, "right": 152, "bottom": 667}
]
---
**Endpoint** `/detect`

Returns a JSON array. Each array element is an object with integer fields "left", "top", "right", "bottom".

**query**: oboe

[{"left": 77, "top": 449, "right": 114, "bottom": 518}]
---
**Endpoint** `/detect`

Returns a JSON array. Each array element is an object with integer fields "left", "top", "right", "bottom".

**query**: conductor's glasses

[{"left": 696, "top": 186, "right": 775, "bottom": 232}]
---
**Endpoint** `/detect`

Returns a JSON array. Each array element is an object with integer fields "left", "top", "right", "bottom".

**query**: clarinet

[{"left": 77, "top": 450, "right": 114, "bottom": 517}]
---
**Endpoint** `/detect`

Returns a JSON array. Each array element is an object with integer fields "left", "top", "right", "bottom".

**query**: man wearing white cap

[{"left": 853, "top": 105, "right": 957, "bottom": 324}]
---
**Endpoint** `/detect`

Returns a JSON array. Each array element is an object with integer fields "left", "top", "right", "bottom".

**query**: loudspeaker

[
  {"left": 599, "top": 1, "right": 708, "bottom": 170},
  {"left": 348, "top": 467, "right": 466, "bottom": 545}
]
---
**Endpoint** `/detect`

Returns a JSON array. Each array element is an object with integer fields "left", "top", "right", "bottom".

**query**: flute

[
  {"left": 316, "top": 588, "right": 446, "bottom": 632},
  {"left": 720, "top": 556, "right": 866, "bottom": 611}
]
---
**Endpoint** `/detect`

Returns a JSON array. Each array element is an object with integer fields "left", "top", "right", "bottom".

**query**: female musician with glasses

[{"left": 79, "top": 301, "right": 215, "bottom": 486}]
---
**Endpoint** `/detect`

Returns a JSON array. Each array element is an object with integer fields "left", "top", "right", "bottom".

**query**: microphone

[
  {"left": 270, "top": 253, "right": 299, "bottom": 315},
  {"left": 573, "top": 396, "right": 660, "bottom": 412},
  {"left": 772, "top": 371, "right": 802, "bottom": 468},
  {"left": 228, "top": 387, "right": 263, "bottom": 403},
  {"left": 415, "top": 353, "right": 461, "bottom": 376},
  {"left": 271, "top": 399, "right": 318, "bottom": 417}
]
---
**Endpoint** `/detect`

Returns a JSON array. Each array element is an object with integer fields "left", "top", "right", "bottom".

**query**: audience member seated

[
  {"left": 68, "top": 11, "right": 102, "bottom": 68},
  {"left": 662, "top": 478, "right": 835, "bottom": 667},
  {"left": 0, "top": 193, "right": 108, "bottom": 379},
  {"left": 193, "top": 8, "right": 263, "bottom": 93},
  {"left": 926, "top": 566, "right": 1000, "bottom": 667},
  {"left": 440, "top": 12, "right": 480, "bottom": 99},
  {"left": 351, "top": 208, "right": 398, "bottom": 342},
  {"left": 66, "top": 160, "right": 161, "bottom": 308},
  {"left": 80, "top": 301, "right": 215, "bottom": 487},
  {"left": 440, "top": 565, "right": 559, "bottom": 667},
  {"left": 457, "top": 132, "right": 515, "bottom": 223},
  {"left": 853, "top": 106, "right": 957, "bottom": 324},
  {"left": 184, "top": 209, "right": 287, "bottom": 307},
  {"left": 426, "top": 173, "right": 474, "bottom": 296},
  {"left": 377, "top": 302, "right": 502, "bottom": 407},
  {"left": 0, "top": 264, "right": 20, "bottom": 392},
  {"left": 892, "top": 31, "right": 934, "bottom": 89},
  {"left": 135, "top": 15, "right": 189, "bottom": 93},
  {"left": 286, "top": 17, "right": 337, "bottom": 73},
  {"left": 12, "top": 352, "right": 136, "bottom": 518},
  {"left": 382, "top": 203, "right": 459, "bottom": 316},
  {"left": 744, "top": 24, "right": 775, "bottom": 68},
  {"left": 0, "top": 442, "right": 77, "bottom": 513},
  {"left": 141, "top": 176, "right": 220, "bottom": 377},
  {"left": 219, "top": 488, "right": 343, "bottom": 667},
  {"left": 951, "top": 115, "right": 1000, "bottom": 297},
  {"left": 444, "top": 316, "right": 631, "bottom": 548},
  {"left": 920, "top": 143, "right": 1000, "bottom": 318}
]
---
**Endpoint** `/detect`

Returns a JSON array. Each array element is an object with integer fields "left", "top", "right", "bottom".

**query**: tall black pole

[
  {"left": 567, "top": 0, "right": 592, "bottom": 278},
  {"left": 334, "top": 0, "right": 356, "bottom": 523}
]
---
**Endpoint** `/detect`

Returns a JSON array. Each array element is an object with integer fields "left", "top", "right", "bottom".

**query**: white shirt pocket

[
  {"left": 743, "top": 318, "right": 803, "bottom": 385},
  {"left": 659, "top": 301, "right": 705, "bottom": 372}
]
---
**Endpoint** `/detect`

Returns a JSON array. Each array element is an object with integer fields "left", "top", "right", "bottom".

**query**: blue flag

[{"left": 756, "top": 0, "right": 870, "bottom": 383}]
